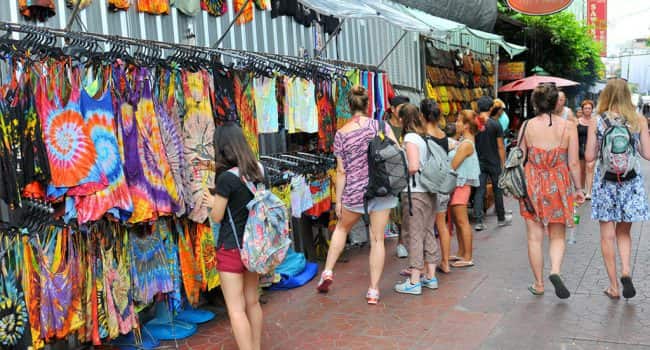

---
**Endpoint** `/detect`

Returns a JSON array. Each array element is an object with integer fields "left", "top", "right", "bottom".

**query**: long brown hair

[
  {"left": 597, "top": 78, "right": 639, "bottom": 131},
  {"left": 399, "top": 103, "right": 425, "bottom": 134},
  {"left": 214, "top": 122, "right": 263, "bottom": 183}
]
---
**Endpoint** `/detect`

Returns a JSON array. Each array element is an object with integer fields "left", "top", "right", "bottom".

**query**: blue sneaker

[
  {"left": 422, "top": 277, "right": 439, "bottom": 290},
  {"left": 394, "top": 279, "right": 422, "bottom": 295}
]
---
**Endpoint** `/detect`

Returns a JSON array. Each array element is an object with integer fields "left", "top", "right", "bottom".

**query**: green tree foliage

[{"left": 497, "top": 1, "right": 604, "bottom": 87}]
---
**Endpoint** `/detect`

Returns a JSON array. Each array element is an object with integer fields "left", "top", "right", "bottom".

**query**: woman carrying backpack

[
  {"left": 203, "top": 123, "right": 265, "bottom": 350},
  {"left": 394, "top": 103, "right": 441, "bottom": 295},
  {"left": 519, "top": 83, "right": 585, "bottom": 299},
  {"left": 585, "top": 78, "right": 650, "bottom": 299},
  {"left": 317, "top": 85, "right": 398, "bottom": 305},
  {"left": 448, "top": 110, "right": 481, "bottom": 268},
  {"left": 421, "top": 99, "right": 453, "bottom": 274}
]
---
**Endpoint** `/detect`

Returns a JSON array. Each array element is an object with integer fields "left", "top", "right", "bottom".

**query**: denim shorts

[{"left": 344, "top": 196, "right": 398, "bottom": 214}]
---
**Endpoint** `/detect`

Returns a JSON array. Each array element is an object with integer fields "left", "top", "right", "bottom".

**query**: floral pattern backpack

[{"left": 226, "top": 169, "right": 291, "bottom": 274}]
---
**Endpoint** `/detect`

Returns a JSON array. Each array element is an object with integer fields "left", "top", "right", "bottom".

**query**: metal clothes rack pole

[
  {"left": 212, "top": 0, "right": 252, "bottom": 49},
  {"left": 377, "top": 30, "right": 408, "bottom": 69}
]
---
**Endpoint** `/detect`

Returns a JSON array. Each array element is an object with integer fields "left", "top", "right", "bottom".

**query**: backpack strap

[
  {"left": 226, "top": 208, "right": 242, "bottom": 251},
  {"left": 228, "top": 167, "right": 259, "bottom": 195}
]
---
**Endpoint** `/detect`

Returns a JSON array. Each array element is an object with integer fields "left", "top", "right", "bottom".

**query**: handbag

[{"left": 498, "top": 120, "right": 535, "bottom": 213}]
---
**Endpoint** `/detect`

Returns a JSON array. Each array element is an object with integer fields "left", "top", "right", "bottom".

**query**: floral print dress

[{"left": 591, "top": 116, "right": 650, "bottom": 222}]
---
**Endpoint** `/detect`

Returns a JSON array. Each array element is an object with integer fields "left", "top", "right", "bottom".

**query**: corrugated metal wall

[{"left": 0, "top": 0, "right": 422, "bottom": 90}]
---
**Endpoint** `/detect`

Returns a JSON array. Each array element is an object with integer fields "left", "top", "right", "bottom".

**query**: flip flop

[
  {"left": 528, "top": 285, "right": 544, "bottom": 296},
  {"left": 450, "top": 260, "right": 474, "bottom": 268},
  {"left": 548, "top": 274, "right": 570, "bottom": 299},
  {"left": 449, "top": 255, "right": 462, "bottom": 262},
  {"left": 604, "top": 289, "right": 620, "bottom": 300},
  {"left": 620, "top": 276, "right": 636, "bottom": 299}
]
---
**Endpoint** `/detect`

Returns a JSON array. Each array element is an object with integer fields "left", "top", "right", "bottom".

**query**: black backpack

[{"left": 363, "top": 120, "right": 410, "bottom": 229}]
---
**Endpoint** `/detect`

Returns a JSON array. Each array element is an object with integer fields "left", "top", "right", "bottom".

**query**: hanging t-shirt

[
  {"left": 201, "top": 0, "right": 227, "bottom": 16},
  {"left": 284, "top": 77, "right": 318, "bottom": 134},
  {"left": 335, "top": 78, "right": 352, "bottom": 130},
  {"left": 137, "top": 0, "right": 170, "bottom": 14},
  {"left": 172, "top": 0, "right": 201, "bottom": 16},
  {"left": 108, "top": 0, "right": 130, "bottom": 10},
  {"left": 19, "top": 0, "right": 56, "bottom": 21},
  {"left": 212, "top": 68, "right": 238, "bottom": 123},
  {"left": 253, "top": 76, "right": 279, "bottom": 134}
]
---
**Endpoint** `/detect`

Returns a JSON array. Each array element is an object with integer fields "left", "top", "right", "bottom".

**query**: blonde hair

[{"left": 597, "top": 78, "right": 639, "bottom": 131}]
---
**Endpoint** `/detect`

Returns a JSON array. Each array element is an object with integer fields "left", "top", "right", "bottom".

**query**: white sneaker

[{"left": 396, "top": 244, "right": 408, "bottom": 258}]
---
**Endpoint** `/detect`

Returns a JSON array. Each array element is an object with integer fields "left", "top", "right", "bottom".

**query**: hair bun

[{"left": 350, "top": 85, "right": 366, "bottom": 96}]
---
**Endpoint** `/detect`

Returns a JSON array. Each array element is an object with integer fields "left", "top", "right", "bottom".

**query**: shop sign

[
  {"left": 499, "top": 62, "right": 525, "bottom": 81},
  {"left": 506, "top": 0, "right": 574, "bottom": 15},
  {"left": 587, "top": 0, "right": 607, "bottom": 57}
]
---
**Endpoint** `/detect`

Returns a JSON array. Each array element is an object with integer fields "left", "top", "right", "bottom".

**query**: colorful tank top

[
  {"left": 75, "top": 86, "right": 133, "bottom": 224},
  {"left": 137, "top": 0, "right": 170, "bottom": 14},
  {"left": 130, "top": 228, "right": 174, "bottom": 305},
  {"left": 22, "top": 236, "right": 44, "bottom": 349},
  {"left": 317, "top": 80, "right": 336, "bottom": 152},
  {"left": 134, "top": 68, "right": 176, "bottom": 217},
  {"left": 35, "top": 65, "right": 106, "bottom": 199},
  {"left": 157, "top": 70, "right": 188, "bottom": 217},
  {"left": 179, "top": 222, "right": 201, "bottom": 306},
  {"left": 0, "top": 256, "right": 32, "bottom": 349},
  {"left": 213, "top": 69, "right": 239, "bottom": 123},
  {"left": 102, "top": 237, "right": 137, "bottom": 337},
  {"left": 158, "top": 220, "right": 182, "bottom": 311},
  {"left": 183, "top": 70, "right": 216, "bottom": 223},
  {"left": 335, "top": 78, "right": 352, "bottom": 130},
  {"left": 195, "top": 223, "right": 219, "bottom": 292},
  {"left": 113, "top": 66, "right": 157, "bottom": 224},
  {"left": 253, "top": 76, "right": 279, "bottom": 133},
  {"left": 233, "top": 72, "right": 259, "bottom": 154}
]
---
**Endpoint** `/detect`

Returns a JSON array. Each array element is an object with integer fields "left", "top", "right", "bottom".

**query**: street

[{"left": 170, "top": 163, "right": 650, "bottom": 350}]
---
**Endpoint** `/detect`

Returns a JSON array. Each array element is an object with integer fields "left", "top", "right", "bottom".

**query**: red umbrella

[{"left": 499, "top": 75, "right": 580, "bottom": 92}]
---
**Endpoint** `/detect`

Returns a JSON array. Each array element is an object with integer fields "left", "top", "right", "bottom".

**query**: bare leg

[
  {"left": 243, "top": 272, "right": 263, "bottom": 350},
  {"left": 526, "top": 219, "right": 545, "bottom": 291},
  {"left": 600, "top": 221, "right": 619, "bottom": 295},
  {"left": 451, "top": 205, "right": 472, "bottom": 262},
  {"left": 369, "top": 209, "right": 391, "bottom": 290},
  {"left": 579, "top": 160, "right": 586, "bottom": 190},
  {"left": 436, "top": 212, "right": 451, "bottom": 272},
  {"left": 323, "top": 208, "right": 362, "bottom": 272},
  {"left": 221, "top": 272, "right": 255, "bottom": 350},
  {"left": 548, "top": 223, "right": 566, "bottom": 275},
  {"left": 585, "top": 161, "right": 595, "bottom": 197},
  {"left": 615, "top": 222, "right": 633, "bottom": 277}
]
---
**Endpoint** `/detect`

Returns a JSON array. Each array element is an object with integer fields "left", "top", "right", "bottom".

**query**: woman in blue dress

[{"left": 585, "top": 78, "right": 650, "bottom": 300}]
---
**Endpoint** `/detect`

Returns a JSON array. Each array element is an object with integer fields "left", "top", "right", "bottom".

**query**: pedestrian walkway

[{"left": 169, "top": 167, "right": 650, "bottom": 350}]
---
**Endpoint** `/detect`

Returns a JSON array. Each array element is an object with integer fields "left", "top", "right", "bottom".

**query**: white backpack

[{"left": 419, "top": 135, "right": 457, "bottom": 195}]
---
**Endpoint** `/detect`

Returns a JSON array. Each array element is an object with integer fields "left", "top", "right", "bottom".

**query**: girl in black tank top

[{"left": 429, "top": 134, "right": 449, "bottom": 153}]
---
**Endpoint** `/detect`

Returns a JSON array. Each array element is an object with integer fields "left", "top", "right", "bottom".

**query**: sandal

[
  {"left": 366, "top": 288, "right": 380, "bottom": 305},
  {"left": 528, "top": 285, "right": 544, "bottom": 296},
  {"left": 549, "top": 274, "right": 570, "bottom": 299},
  {"left": 450, "top": 260, "right": 474, "bottom": 268},
  {"left": 620, "top": 276, "right": 636, "bottom": 299},
  {"left": 604, "top": 288, "right": 620, "bottom": 300},
  {"left": 449, "top": 255, "right": 462, "bottom": 262}
]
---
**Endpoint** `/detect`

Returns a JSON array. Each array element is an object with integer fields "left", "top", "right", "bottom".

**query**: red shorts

[
  {"left": 450, "top": 185, "right": 472, "bottom": 206},
  {"left": 216, "top": 247, "right": 246, "bottom": 274}
]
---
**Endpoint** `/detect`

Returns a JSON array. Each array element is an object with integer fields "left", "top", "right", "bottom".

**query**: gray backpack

[
  {"left": 498, "top": 120, "right": 534, "bottom": 213},
  {"left": 419, "top": 135, "right": 457, "bottom": 195}
]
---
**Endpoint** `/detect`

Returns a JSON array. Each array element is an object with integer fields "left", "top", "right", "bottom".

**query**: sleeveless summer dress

[{"left": 234, "top": 71, "right": 259, "bottom": 154}]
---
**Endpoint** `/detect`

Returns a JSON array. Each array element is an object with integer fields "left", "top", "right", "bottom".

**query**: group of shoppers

[
  {"left": 199, "top": 77, "right": 647, "bottom": 349},
  {"left": 521, "top": 79, "right": 648, "bottom": 300}
]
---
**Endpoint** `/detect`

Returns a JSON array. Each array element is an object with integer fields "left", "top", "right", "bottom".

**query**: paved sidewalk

[{"left": 169, "top": 166, "right": 650, "bottom": 350}]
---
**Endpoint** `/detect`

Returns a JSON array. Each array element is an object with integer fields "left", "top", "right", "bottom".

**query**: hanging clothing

[
  {"left": 19, "top": 0, "right": 56, "bottom": 21},
  {"left": 66, "top": 0, "right": 93, "bottom": 9},
  {"left": 0, "top": 90, "right": 20, "bottom": 208},
  {"left": 212, "top": 68, "right": 239, "bottom": 123},
  {"left": 159, "top": 220, "right": 182, "bottom": 311},
  {"left": 75, "top": 87, "right": 133, "bottom": 224},
  {"left": 316, "top": 80, "right": 335, "bottom": 152},
  {"left": 195, "top": 224, "right": 220, "bottom": 291},
  {"left": 130, "top": 228, "right": 174, "bottom": 305},
  {"left": 172, "top": 0, "right": 201, "bottom": 16},
  {"left": 157, "top": 70, "right": 188, "bottom": 217},
  {"left": 178, "top": 223, "right": 201, "bottom": 306},
  {"left": 102, "top": 234, "right": 137, "bottom": 337},
  {"left": 108, "top": 0, "right": 130, "bottom": 10},
  {"left": 113, "top": 66, "right": 157, "bottom": 224},
  {"left": 0, "top": 259, "right": 32, "bottom": 349},
  {"left": 134, "top": 69, "right": 177, "bottom": 217},
  {"left": 253, "top": 76, "right": 279, "bottom": 133},
  {"left": 137, "top": 0, "right": 170, "bottom": 14},
  {"left": 201, "top": 0, "right": 227, "bottom": 16},
  {"left": 35, "top": 65, "right": 107, "bottom": 199},
  {"left": 335, "top": 78, "right": 352, "bottom": 130},
  {"left": 21, "top": 236, "right": 44, "bottom": 350},
  {"left": 233, "top": 72, "right": 259, "bottom": 154},
  {"left": 284, "top": 77, "right": 318, "bottom": 134},
  {"left": 183, "top": 70, "right": 216, "bottom": 223}
]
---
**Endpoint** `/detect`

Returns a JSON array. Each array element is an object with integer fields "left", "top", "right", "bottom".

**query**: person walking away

[
  {"left": 578, "top": 100, "right": 595, "bottom": 199},
  {"left": 203, "top": 123, "right": 265, "bottom": 350},
  {"left": 386, "top": 95, "right": 410, "bottom": 259},
  {"left": 448, "top": 110, "right": 481, "bottom": 268},
  {"left": 492, "top": 98, "right": 510, "bottom": 133},
  {"left": 317, "top": 85, "right": 398, "bottom": 305},
  {"left": 421, "top": 99, "right": 452, "bottom": 273},
  {"left": 473, "top": 96, "right": 509, "bottom": 230},
  {"left": 585, "top": 78, "right": 650, "bottom": 300},
  {"left": 518, "top": 83, "right": 585, "bottom": 299},
  {"left": 393, "top": 103, "right": 441, "bottom": 295}
]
